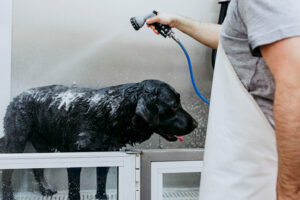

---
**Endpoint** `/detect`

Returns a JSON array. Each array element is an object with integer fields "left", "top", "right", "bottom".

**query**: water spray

[{"left": 130, "top": 11, "right": 210, "bottom": 105}]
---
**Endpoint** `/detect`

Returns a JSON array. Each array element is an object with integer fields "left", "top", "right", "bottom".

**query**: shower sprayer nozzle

[
  {"left": 130, "top": 11, "right": 173, "bottom": 38},
  {"left": 130, "top": 17, "right": 144, "bottom": 30},
  {"left": 130, "top": 11, "right": 156, "bottom": 31}
]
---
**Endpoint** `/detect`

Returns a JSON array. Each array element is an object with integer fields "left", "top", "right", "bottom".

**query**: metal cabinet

[{"left": 141, "top": 149, "right": 204, "bottom": 200}]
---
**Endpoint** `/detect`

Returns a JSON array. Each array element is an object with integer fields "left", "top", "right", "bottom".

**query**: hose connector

[{"left": 169, "top": 32, "right": 179, "bottom": 42}]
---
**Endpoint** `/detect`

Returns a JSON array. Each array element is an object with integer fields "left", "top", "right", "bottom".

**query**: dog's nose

[{"left": 192, "top": 120, "right": 198, "bottom": 128}]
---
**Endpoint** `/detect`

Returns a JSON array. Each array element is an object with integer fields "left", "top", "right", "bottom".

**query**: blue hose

[{"left": 176, "top": 40, "right": 210, "bottom": 105}]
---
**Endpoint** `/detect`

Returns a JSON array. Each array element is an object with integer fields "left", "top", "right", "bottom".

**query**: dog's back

[
  {"left": 3, "top": 85, "right": 75, "bottom": 152},
  {"left": 2, "top": 84, "right": 131, "bottom": 152}
]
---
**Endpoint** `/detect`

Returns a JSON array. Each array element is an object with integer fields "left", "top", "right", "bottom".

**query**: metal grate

[
  {"left": 163, "top": 188, "right": 199, "bottom": 200},
  {"left": 12, "top": 190, "right": 118, "bottom": 200},
  {"left": 10, "top": 188, "right": 198, "bottom": 200}
]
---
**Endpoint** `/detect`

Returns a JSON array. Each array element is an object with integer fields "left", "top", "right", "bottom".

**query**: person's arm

[
  {"left": 261, "top": 36, "right": 300, "bottom": 200},
  {"left": 146, "top": 12, "right": 221, "bottom": 49}
]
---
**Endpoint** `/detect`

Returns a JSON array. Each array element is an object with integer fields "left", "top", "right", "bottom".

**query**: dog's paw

[
  {"left": 2, "top": 191, "right": 15, "bottom": 200},
  {"left": 2, "top": 196, "right": 15, "bottom": 200},
  {"left": 40, "top": 185, "right": 57, "bottom": 196},
  {"left": 95, "top": 193, "right": 108, "bottom": 200},
  {"left": 68, "top": 192, "right": 81, "bottom": 200}
]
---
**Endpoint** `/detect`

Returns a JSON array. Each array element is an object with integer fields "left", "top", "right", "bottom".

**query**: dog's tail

[{"left": 0, "top": 137, "right": 5, "bottom": 153}]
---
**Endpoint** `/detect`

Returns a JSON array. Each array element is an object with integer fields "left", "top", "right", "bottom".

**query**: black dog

[{"left": 1, "top": 79, "right": 198, "bottom": 200}]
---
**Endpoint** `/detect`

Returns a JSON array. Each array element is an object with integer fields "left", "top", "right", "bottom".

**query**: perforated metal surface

[
  {"left": 12, "top": 190, "right": 117, "bottom": 200},
  {"left": 163, "top": 188, "right": 199, "bottom": 200},
  {"left": 10, "top": 188, "right": 198, "bottom": 200}
]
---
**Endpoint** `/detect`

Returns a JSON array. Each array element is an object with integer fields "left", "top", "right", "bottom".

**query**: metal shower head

[{"left": 130, "top": 11, "right": 156, "bottom": 31}]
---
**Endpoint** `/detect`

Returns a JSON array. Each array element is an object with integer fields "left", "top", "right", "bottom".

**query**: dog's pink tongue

[{"left": 175, "top": 136, "right": 184, "bottom": 142}]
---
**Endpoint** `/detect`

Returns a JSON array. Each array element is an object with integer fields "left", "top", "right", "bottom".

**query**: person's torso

[{"left": 220, "top": 0, "right": 275, "bottom": 125}]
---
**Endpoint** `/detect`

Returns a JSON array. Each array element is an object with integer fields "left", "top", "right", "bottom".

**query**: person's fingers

[
  {"left": 146, "top": 16, "right": 160, "bottom": 25},
  {"left": 151, "top": 26, "right": 159, "bottom": 34},
  {"left": 148, "top": 25, "right": 157, "bottom": 32},
  {"left": 148, "top": 26, "right": 159, "bottom": 34},
  {"left": 147, "top": 23, "right": 159, "bottom": 35}
]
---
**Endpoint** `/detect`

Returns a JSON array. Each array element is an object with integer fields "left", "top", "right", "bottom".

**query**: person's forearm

[
  {"left": 261, "top": 37, "right": 300, "bottom": 200},
  {"left": 275, "top": 79, "right": 300, "bottom": 200},
  {"left": 173, "top": 15, "right": 221, "bottom": 49}
]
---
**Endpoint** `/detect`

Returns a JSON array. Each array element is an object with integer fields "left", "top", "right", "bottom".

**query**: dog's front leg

[
  {"left": 67, "top": 168, "right": 82, "bottom": 200},
  {"left": 2, "top": 169, "right": 14, "bottom": 200},
  {"left": 95, "top": 167, "right": 109, "bottom": 200},
  {"left": 33, "top": 168, "right": 57, "bottom": 196}
]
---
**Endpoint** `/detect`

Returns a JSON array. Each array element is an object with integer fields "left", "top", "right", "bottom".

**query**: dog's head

[{"left": 136, "top": 80, "right": 198, "bottom": 142}]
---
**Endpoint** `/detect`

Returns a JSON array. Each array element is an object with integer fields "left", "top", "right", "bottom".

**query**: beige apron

[{"left": 199, "top": 43, "right": 278, "bottom": 199}]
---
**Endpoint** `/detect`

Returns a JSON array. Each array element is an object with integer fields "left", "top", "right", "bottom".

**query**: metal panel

[
  {"left": 151, "top": 161, "right": 203, "bottom": 200},
  {"left": 0, "top": 0, "right": 12, "bottom": 137},
  {"left": 140, "top": 149, "right": 204, "bottom": 200}
]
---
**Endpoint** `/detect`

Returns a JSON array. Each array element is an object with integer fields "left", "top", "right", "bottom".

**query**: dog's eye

[{"left": 172, "top": 104, "right": 179, "bottom": 111}]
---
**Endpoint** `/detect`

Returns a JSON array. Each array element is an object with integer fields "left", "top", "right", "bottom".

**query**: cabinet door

[{"left": 151, "top": 161, "right": 203, "bottom": 200}]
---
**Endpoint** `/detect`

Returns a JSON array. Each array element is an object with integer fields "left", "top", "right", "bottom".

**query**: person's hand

[{"left": 146, "top": 11, "right": 178, "bottom": 35}]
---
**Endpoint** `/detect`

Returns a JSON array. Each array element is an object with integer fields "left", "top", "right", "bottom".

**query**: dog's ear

[{"left": 135, "top": 94, "right": 159, "bottom": 127}]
